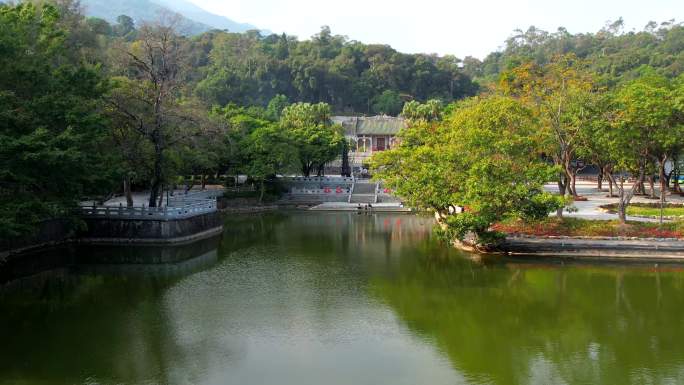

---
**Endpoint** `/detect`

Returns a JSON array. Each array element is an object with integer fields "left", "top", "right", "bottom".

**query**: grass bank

[
  {"left": 600, "top": 203, "right": 684, "bottom": 218},
  {"left": 492, "top": 217, "right": 684, "bottom": 239}
]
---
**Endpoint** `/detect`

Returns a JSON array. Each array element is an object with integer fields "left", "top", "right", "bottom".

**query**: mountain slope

[
  {"left": 79, "top": 0, "right": 263, "bottom": 34},
  {"left": 154, "top": 0, "right": 261, "bottom": 33}
]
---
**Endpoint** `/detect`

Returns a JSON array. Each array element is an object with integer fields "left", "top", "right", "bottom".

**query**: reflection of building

[{"left": 331, "top": 116, "right": 406, "bottom": 173}]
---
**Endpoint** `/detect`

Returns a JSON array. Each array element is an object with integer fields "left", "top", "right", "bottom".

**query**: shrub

[{"left": 517, "top": 192, "right": 565, "bottom": 221}]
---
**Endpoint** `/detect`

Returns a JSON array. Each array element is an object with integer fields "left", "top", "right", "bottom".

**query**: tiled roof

[{"left": 332, "top": 116, "right": 406, "bottom": 136}]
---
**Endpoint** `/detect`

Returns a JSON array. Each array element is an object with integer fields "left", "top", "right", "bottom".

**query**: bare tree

[{"left": 107, "top": 16, "right": 205, "bottom": 207}]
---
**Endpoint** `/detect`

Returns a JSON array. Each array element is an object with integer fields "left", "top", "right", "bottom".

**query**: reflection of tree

[
  {"left": 0, "top": 239, "right": 221, "bottom": 384},
  {"left": 236, "top": 212, "right": 435, "bottom": 262},
  {"left": 7, "top": 213, "right": 684, "bottom": 384},
  {"left": 370, "top": 258, "right": 684, "bottom": 384}
]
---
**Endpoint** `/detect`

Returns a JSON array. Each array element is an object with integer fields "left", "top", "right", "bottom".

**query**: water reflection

[
  {"left": 371, "top": 255, "right": 684, "bottom": 384},
  {"left": 0, "top": 236, "right": 223, "bottom": 385},
  {"left": 1, "top": 212, "right": 684, "bottom": 385}
]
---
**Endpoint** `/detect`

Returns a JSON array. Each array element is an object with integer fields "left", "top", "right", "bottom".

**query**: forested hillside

[
  {"left": 192, "top": 26, "right": 479, "bottom": 114},
  {"left": 78, "top": 2, "right": 684, "bottom": 114},
  {"left": 1, "top": 0, "right": 683, "bottom": 238},
  {"left": 463, "top": 20, "right": 684, "bottom": 85}
]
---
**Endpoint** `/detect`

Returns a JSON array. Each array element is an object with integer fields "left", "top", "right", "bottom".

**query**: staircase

[{"left": 349, "top": 182, "right": 377, "bottom": 204}]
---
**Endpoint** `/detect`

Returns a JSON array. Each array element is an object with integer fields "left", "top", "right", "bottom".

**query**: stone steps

[{"left": 350, "top": 194, "right": 375, "bottom": 204}]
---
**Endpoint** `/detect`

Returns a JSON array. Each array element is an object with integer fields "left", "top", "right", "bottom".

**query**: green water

[{"left": 2, "top": 212, "right": 684, "bottom": 385}]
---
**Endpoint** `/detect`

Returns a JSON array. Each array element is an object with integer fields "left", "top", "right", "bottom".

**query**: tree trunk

[
  {"left": 637, "top": 179, "right": 646, "bottom": 195},
  {"left": 617, "top": 178, "right": 627, "bottom": 223},
  {"left": 597, "top": 166, "right": 603, "bottom": 191},
  {"left": 124, "top": 176, "right": 134, "bottom": 207},
  {"left": 201, "top": 174, "right": 207, "bottom": 190},
  {"left": 185, "top": 175, "right": 194, "bottom": 193},
  {"left": 674, "top": 167, "right": 681, "bottom": 193},
  {"left": 301, "top": 162, "right": 311, "bottom": 177},
  {"left": 564, "top": 168, "right": 575, "bottom": 197},
  {"left": 658, "top": 156, "right": 669, "bottom": 225},
  {"left": 648, "top": 175, "right": 657, "bottom": 199},
  {"left": 658, "top": 156, "right": 668, "bottom": 204},
  {"left": 556, "top": 173, "right": 567, "bottom": 218},
  {"left": 610, "top": 166, "right": 646, "bottom": 224},
  {"left": 158, "top": 184, "right": 165, "bottom": 207},
  {"left": 570, "top": 169, "right": 578, "bottom": 198},
  {"left": 148, "top": 143, "right": 163, "bottom": 207},
  {"left": 562, "top": 152, "right": 578, "bottom": 198},
  {"left": 608, "top": 175, "right": 614, "bottom": 198},
  {"left": 258, "top": 180, "right": 265, "bottom": 203},
  {"left": 672, "top": 156, "right": 680, "bottom": 193},
  {"left": 341, "top": 141, "right": 351, "bottom": 177}
]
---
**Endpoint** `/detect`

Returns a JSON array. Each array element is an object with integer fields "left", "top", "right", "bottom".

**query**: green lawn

[
  {"left": 627, "top": 205, "right": 684, "bottom": 217},
  {"left": 493, "top": 217, "right": 684, "bottom": 239},
  {"left": 600, "top": 203, "right": 684, "bottom": 218}
]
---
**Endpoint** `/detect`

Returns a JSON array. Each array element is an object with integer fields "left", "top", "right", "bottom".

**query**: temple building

[{"left": 331, "top": 116, "right": 406, "bottom": 175}]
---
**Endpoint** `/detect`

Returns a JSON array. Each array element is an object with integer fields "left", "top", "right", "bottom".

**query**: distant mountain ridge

[
  {"left": 155, "top": 0, "right": 263, "bottom": 33},
  {"left": 79, "top": 0, "right": 264, "bottom": 34}
]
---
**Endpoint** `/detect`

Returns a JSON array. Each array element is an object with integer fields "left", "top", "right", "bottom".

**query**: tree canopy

[
  {"left": 372, "top": 97, "right": 562, "bottom": 244},
  {"left": 2, "top": 0, "right": 683, "bottom": 241},
  {"left": 0, "top": 2, "right": 116, "bottom": 237}
]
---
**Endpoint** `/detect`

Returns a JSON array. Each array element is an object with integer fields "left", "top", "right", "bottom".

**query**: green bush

[
  {"left": 444, "top": 212, "right": 504, "bottom": 245},
  {"left": 517, "top": 192, "right": 566, "bottom": 221}
]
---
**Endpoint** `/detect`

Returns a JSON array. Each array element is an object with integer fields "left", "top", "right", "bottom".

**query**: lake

[{"left": 2, "top": 211, "right": 684, "bottom": 385}]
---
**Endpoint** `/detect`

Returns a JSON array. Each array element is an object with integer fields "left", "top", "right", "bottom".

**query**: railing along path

[{"left": 79, "top": 188, "right": 224, "bottom": 219}]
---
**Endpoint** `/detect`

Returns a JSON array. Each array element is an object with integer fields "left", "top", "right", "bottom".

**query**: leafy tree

[
  {"left": 266, "top": 94, "right": 290, "bottom": 121},
  {"left": 279, "top": 102, "right": 344, "bottom": 177},
  {"left": 242, "top": 124, "right": 294, "bottom": 202},
  {"left": 0, "top": 2, "right": 116, "bottom": 237},
  {"left": 372, "top": 96, "right": 561, "bottom": 245},
  {"left": 500, "top": 54, "right": 597, "bottom": 210},
  {"left": 86, "top": 17, "right": 113, "bottom": 36},
  {"left": 372, "top": 90, "right": 404, "bottom": 116},
  {"left": 206, "top": 103, "right": 272, "bottom": 184},
  {"left": 401, "top": 99, "right": 444, "bottom": 122},
  {"left": 114, "top": 14, "right": 135, "bottom": 37},
  {"left": 604, "top": 72, "right": 683, "bottom": 222},
  {"left": 194, "top": 26, "right": 478, "bottom": 112},
  {"left": 107, "top": 100, "right": 154, "bottom": 206},
  {"left": 473, "top": 22, "right": 684, "bottom": 86}
]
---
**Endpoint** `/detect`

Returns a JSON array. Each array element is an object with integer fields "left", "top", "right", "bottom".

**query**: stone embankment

[
  {"left": 502, "top": 236, "right": 684, "bottom": 260},
  {"left": 461, "top": 236, "right": 684, "bottom": 262},
  {"left": 2, "top": 188, "right": 226, "bottom": 258}
]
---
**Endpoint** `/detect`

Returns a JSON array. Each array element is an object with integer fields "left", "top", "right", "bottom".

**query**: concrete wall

[
  {"left": 80, "top": 211, "right": 223, "bottom": 243},
  {"left": 500, "top": 237, "right": 684, "bottom": 261},
  {"left": 0, "top": 235, "right": 222, "bottom": 284},
  {"left": 0, "top": 218, "right": 75, "bottom": 254}
]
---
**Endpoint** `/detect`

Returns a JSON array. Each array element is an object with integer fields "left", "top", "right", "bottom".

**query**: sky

[{"left": 187, "top": 0, "right": 682, "bottom": 59}]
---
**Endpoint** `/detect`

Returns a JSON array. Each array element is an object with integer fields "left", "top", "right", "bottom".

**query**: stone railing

[
  {"left": 285, "top": 176, "right": 355, "bottom": 184},
  {"left": 224, "top": 185, "right": 256, "bottom": 193},
  {"left": 165, "top": 189, "right": 225, "bottom": 206},
  {"left": 80, "top": 188, "right": 224, "bottom": 220},
  {"left": 79, "top": 200, "right": 217, "bottom": 220},
  {"left": 289, "top": 187, "right": 351, "bottom": 195}
]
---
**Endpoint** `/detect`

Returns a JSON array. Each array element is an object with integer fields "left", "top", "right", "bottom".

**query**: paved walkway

[{"left": 544, "top": 181, "right": 684, "bottom": 222}]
